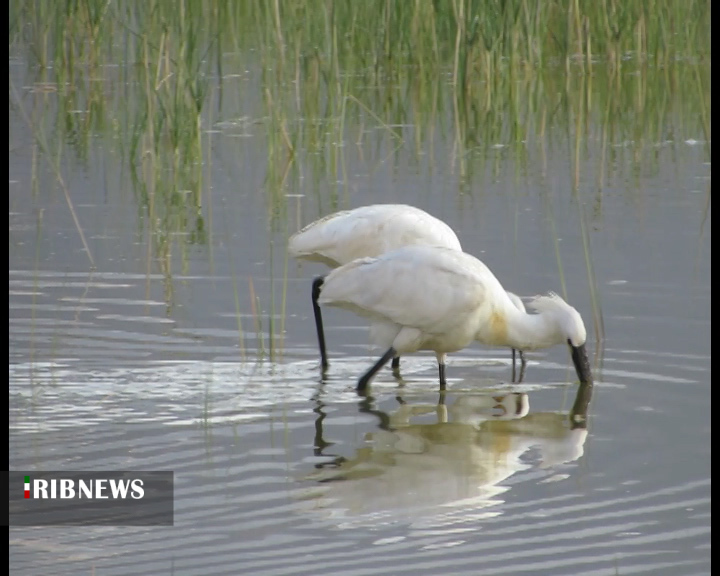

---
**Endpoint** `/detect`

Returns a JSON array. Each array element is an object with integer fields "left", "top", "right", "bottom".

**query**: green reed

[
  {"left": 265, "top": 0, "right": 706, "bottom": 228},
  {"left": 10, "top": 0, "right": 710, "bottom": 359},
  {"left": 10, "top": 0, "right": 710, "bottom": 189}
]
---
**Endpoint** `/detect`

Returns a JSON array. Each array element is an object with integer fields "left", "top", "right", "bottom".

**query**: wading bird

[
  {"left": 288, "top": 204, "right": 527, "bottom": 376},
  {"left": 316, "top": 244, "right": 592, "bottom": 391}
]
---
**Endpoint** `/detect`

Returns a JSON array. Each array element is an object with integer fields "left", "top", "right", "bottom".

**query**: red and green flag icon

[{"left": 24, "top": 476, "right": 30, "bottom": 499}]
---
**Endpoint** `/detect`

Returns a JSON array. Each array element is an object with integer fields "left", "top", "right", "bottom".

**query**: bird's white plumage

[
  {"left": 288, "top": 204, "right": 462, "bottom": 268},
  {"left": 506, "top": 292, "right": 525, "bottom": 315},
  {"left": 289, "top": 205, "right": 525, "bottom": 317},
  {"left": 526, "top": 292, "right": 587, "bottom": 347},
  {"left": 289, "top": 204, "right": 530, "bottom": 380},
  {"left": 319, "top": 248, "right": 491, "bottom": 352},
  {"left": 319, "top": 245, "right": 587, "bottom": 357}
]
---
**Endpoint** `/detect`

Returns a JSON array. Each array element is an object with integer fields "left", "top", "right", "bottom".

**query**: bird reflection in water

[{"left": 301, "top": 381, "right": 593, "bottom": 523}]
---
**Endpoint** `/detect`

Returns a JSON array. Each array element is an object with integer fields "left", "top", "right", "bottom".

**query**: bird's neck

[{"left": 503, "top": 307, "right": 561, "bottom": 351}]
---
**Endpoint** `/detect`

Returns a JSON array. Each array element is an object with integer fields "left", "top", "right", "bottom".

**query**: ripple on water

[{"left": 9, "top": 344, "right": 710, "bottom": 576}]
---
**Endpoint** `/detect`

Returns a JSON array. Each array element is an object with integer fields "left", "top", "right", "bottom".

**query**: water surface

[{"left": 9, "top": 17, "right": 711, "bottom": 576}]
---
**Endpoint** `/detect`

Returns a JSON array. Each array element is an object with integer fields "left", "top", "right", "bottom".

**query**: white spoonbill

[
  {"left": 316, "top": 244, "right": 592, "bottom": 391},
  {"left": 288, "top": 203, "right": 527, "bottom": 376}
]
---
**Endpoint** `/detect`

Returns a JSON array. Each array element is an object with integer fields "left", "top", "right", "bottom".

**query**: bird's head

[{"left": 527, "top": 292, "right": 593, "bottom": 384}]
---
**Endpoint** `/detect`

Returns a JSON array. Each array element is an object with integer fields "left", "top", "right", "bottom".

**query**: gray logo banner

[{"left": 8, "top": 471, "right": 174, "bottom": 526}]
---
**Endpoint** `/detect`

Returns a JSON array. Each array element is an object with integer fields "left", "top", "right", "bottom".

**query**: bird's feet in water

[{"left": 391, "top": 356, "right": 401, "bottom": 380}]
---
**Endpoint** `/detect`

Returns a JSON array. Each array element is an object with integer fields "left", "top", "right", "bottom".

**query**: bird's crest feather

[
  {"left": 527, "top": 292, "right": 570, "bottom": 314},
  {"left": 527, "top": 291, "right": 587, "bottom": 347}
]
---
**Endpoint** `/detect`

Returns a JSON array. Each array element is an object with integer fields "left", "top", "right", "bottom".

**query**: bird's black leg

[
  {"left": 391, "top": 355, "right": 401, "bottom": 381},
  {"left": 512, "top": 349, "right": 517, "bottom": 382},
  {"left": 312, "top": 276, "right": 329, "bottom": 370},
  {"left": 518, "top": 350, "right": 527, "bottom": 383},
  {"left": 439, "top": 361, "right": 447, "bottom": 390},
  {"left": 357, "top": 347, "right": 397, "bottom": 393}
]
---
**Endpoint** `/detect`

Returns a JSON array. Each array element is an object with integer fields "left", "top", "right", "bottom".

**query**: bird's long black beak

[{"left": 569, "top": 342, "right": 593, "bottom": 385}]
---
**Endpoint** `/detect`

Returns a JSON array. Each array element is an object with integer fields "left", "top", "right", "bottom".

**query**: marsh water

[{"left": 9, "top": 4, "right": 711, "bottom": 575}]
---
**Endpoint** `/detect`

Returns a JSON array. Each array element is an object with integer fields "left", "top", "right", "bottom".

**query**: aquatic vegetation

[{"left": 9, "top": 0, "right": 710, "bottom": 358}]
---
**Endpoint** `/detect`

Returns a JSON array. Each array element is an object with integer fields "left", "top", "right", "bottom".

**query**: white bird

[
  {"left": 317, "top": 244, "right": 592, "bottom": 391},
  {"left": 288, "top": 203, "right": 527, "bottom": 377}
]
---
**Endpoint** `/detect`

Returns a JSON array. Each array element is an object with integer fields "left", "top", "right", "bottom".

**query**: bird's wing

[
  {"left": 288, "top": 205, "right": 461, "bottom": 265},
  {"left": 287, "top": 209, "right": 353, "bottom": 262},
  {"left": 288, "top": 209, "right": 395, "bottom": 264},
  {"left": 379, "top": 206, "right": 462, "bottom": 252},
  {"left": 319, "top": 248, "right": 488, "bottom": 334}
]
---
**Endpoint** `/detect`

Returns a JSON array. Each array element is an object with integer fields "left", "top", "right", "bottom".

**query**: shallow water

[
  {"left": 10, "top": 181, "right": 711, "bottom": 576},
  {"left": 9, "top": 40, "right": 711, "bottom": 576}
]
